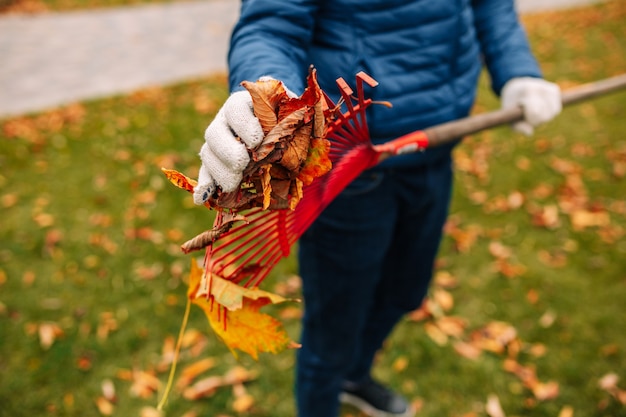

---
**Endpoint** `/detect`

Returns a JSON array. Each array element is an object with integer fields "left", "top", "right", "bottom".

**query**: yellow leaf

[
  {"left": 187, "top": 259, "right": 298, "bottom": 359},
  {"left": 196, "top": 297, "right": 294, "bottom": 360},
  {"left": 191, "top": 259, "right": 288, "bottom": 311}
]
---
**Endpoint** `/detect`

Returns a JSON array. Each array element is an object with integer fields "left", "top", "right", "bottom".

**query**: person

[{"left": 193, "top": 2, "right": 562, "bottom": 416}]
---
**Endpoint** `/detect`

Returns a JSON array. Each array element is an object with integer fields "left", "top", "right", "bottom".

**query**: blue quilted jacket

[{"left": 228, "top": 0, "right": 542, "bottom": 167}]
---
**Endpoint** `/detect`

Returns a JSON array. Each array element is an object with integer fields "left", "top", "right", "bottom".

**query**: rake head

[{"left": 203, "top": 72, "right": 384, "bottom": 289}]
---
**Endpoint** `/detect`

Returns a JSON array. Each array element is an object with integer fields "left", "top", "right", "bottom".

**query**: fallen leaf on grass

[
  {"left": 140, "top": 407, "right": 164, "bottom": 417},
  {"left": 176, "top": 358, "right": 216, "bottom": 390},
  {"left": 470, "top": 321, "right": 518, "bottom": 355},
  {"left": 183, "top": 376, "right": 223, "bottom": 400},
  {"left": 432, "top": 288, "right": 454, "bottom": 312},
  {"left": 232, "top": 383, "right": 255, "bottom": 413},
  {"left": 453, "top": 341, "right": 482, "bottom": 360},
  {"left": 127, "top": 369, "right": 161, "bottom": 399},
  {"left": 570, "top": 209, "right": 610, "bottom": 230},
  {"left": 424, "top": 322, "right": 449, "bottom": 346},
  {"left": 503, "top": 359, "right": 560, "bottom": 401},
  {"left": 101, "top": 379, "right": 116, "bottom": 402},
  {"left": 182, "top": 366, "right": 257, "bottom": 400},
  {"left": 598, "top": 373, "right": 626, "bottom": 405},
  {"left": 529, "top": 204, "right": 561, "bottom": 229},
  {"left": 95, "top": 396, "right": 114, "bottom": 416},
  {"left": 485, "top": 394, "right": 506, "bottom": 417},
  {"left": 435, "top": 316, "right": 467, "bottom": 338},
  {"left": 38, "top": 322, "right": 64, "bottom": 350},
  {"left": 558, "top": 405, "right": 574, "bottom": 417},
  {"left": 392, "top": 356, "right": 409, "bottom": 372}
]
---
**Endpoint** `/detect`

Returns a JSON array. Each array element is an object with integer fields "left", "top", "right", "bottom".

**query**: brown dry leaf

[
  {"left": 241, "top": 78, "right": 286, "bottom": 134},
  {"left": 445, "top": 219, "right": 483, "bottom": 253},
  {"left": 253, "top": 106, "right": 310, "bottom": 162},
  {"left": 424, "top": 322, "right": 448, "bottom": 346},
  {"left": 488, "top": 241, "right": 512, "bottom": 259},
  {"left": 38, "top": 322, "right": 64, "bottom": 350},
  {"left": 470, "top": 322, "right": 518, "bottom": 354},
  {"left": 503, "top": 359, "right": 559, "bottom": 401},
  {"left": 181, "top": 213, "right": 249, "bottom": 254},
  {"left": 140, "top": 407, "right": 164, "bottom": 417},
  {"left": 232, "top": 383, "right": 255, "bottom": 413},
  {"left": 453, "top": 341, "right": 482, "bottom": 360},
  {"left": 433, "top": 270, "right": 459, "bottom": 289},
  {"left": 539, "top": 310, "right": 557, "bottom": 328},
  {"left": 279, "top": 119, "right": 313, "bottom": 172},
  {"left": 183, "top": 376, "right": 224, "bottom": 400},
  {"left": 570, "top": 209, "right": 610, "bottom": 230},
  {"left": 157, "top": 336, "right": 176, "bottom": 372},
  {"left": 392, "top": 356, "right": 409, "bottom": 372},
  {"left": 485, "top": 394, "right": 506, "bottom": 417},
  {"left": 558, "top": 406, "right": 574, "bottom": 417},
  {"left": 494, "top": 259, "right": 527, "bottom": 279},
  {"left": 165, "top": 67, "right": 332, "bottom": 212},
  {"left": 101, "top": 379, "right": 116, "bottom": 402},
  {"left": 129, "top": 370, "right": 161, "bottom": 399},
  {"left": 532, "top": 381, "right": 560, "bottom": 401},
  {"left": 407, "top": 302, "right": 432, "bottom": 322},
  {"left": 223, "top": 366, "right": 258, "bottom": 385},
  {"left": 435, "top": 316, "right": 467, "bottom": 338},
  {"left": 432, "top": 288, "right": 454, "bottom": 312},
  {"left": 97, "top": 312, "right": 118, "bottom": 341},
  {"left": 530, "top": 204, "right": 561, "bottom": 229},
  {"left": 599, "top": 373, "right": 620, "bottom": 391},
  {"left": 95, "top": 396, "right": 114, "bottom": 416},
  {"left": 598, "top": 373, "right": 626, "bottom": 404},
  {"left": 176, "top": 358, "right": 217, "bottom": 390}
]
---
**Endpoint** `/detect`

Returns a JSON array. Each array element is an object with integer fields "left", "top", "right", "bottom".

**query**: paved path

[{"left": 0, "top": 0, "right": 602, "bottom": 118}]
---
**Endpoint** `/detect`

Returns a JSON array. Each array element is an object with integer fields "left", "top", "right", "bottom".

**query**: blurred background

[{"left": 1, "top": 1, "right": 625, "bottom": 416}]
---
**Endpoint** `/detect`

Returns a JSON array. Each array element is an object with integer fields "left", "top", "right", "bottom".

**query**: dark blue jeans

[{"left": 295, "top": 155, "right": 453, "bottom": 417}]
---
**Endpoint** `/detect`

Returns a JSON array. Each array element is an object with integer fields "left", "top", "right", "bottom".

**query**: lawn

[{"left": 1, "top": 2, "right": 626, "bottom": 417}]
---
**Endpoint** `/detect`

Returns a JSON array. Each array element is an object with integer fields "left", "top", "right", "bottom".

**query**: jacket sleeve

[
  {"left": 471, "top": 0, "right": 543, "bottom": 95},
  {"left": 228, "top": 0, "right": 319, "bottom": 94}
]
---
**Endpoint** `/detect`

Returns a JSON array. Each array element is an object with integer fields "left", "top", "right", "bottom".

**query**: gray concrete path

[{"left": 0, "top": 0, "right": 602, "bottom": 118}]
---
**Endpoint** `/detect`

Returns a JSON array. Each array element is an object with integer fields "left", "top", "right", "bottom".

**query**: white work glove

[
  {"left": 194, "top": 77, "right": 297, "bottom": 205},
  {"left": 501, "top": 77, "right": 562, "bottom": 136},
  {"left": 193, "top": 90, "right": 264, "bottom": 205}
]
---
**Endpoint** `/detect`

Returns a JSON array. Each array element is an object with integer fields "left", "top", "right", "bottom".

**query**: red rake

[{"left": 202, "top": 72, "right": 626, "bottom": 290}]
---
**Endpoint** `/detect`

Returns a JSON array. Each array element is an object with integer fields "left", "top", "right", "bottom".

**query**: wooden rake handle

[{"left": 377, "top": 74, "right": 626, "bottom": 156}]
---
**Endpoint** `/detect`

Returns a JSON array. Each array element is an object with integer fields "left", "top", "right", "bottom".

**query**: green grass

[{"left": 2, "top": 2, "right": 626, "bottom": 417}]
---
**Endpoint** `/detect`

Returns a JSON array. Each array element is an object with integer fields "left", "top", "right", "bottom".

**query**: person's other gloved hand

[{"left": 501, "top": 77, "right": 562, "bottom": 136}]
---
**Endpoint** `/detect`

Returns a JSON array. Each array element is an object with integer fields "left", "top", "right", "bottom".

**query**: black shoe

[{"left": 340, "top": 378, "right": 413, "bottom": 417}]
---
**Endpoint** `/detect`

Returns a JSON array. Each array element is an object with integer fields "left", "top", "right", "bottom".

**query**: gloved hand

[
  {"left": 194, "top": 77, "right": 298, "bottom": 205},
  {"left": 193, "top": 90, "right": 264, "bottom": 205},
  {"left": 501, "top": 77, "right": 562, "bottom": 136}
]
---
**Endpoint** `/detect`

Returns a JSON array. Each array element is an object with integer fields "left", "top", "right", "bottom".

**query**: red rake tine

[{"left": 201, "top": 73, "right": 386, "bottom": 290}]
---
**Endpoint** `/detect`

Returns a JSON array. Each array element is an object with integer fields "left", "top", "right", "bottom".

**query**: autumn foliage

[
  {"left": 162, "top": 68, "right": 336, "bottom": 360},
  {"left": 197, "top": 68, "right": 331, "bottom": 212}
]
